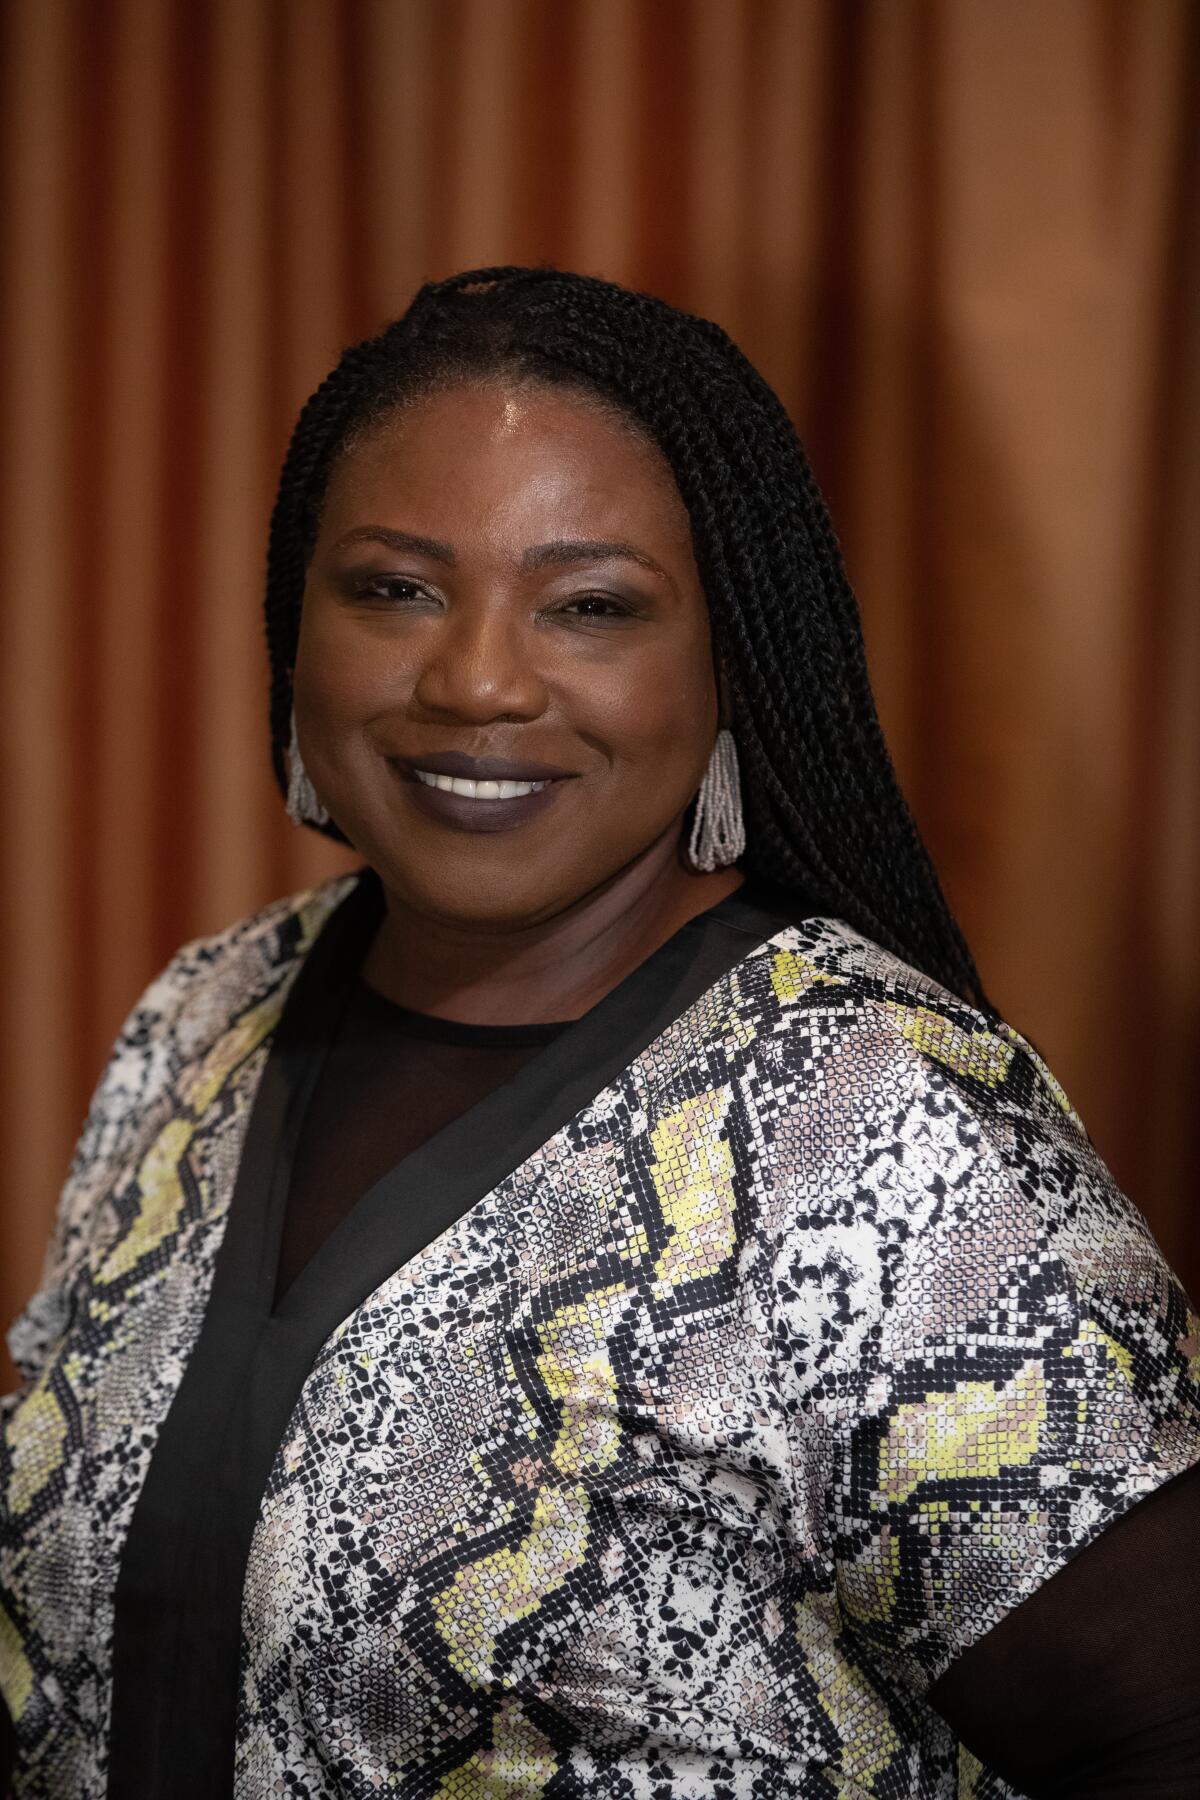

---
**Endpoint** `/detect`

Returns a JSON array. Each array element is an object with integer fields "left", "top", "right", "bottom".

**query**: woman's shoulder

[
  {"left": 133, "top": 873, "right": 359, "bottom": 1035},
  {"left": 737, "top": 907, "right": 1122, "bottom": 1260},
  {"left": 4, "top": 876, "right": 362, "bottom": 1390},
  {"left": 74, "top": 875, "right": 358, "bottom": 1174},
  {"left": 164, "top": 870, "right": 358, "bottom": 987},
  {"left": 744, "top": 905, "right": 1087, "bottom": 1157}
]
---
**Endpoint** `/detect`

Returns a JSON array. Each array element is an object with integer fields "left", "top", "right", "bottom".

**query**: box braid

[{"left": 265, "top": 264, "right": 987, "bottom": 1007}]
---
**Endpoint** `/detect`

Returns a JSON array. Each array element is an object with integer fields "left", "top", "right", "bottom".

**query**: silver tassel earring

[
  {"left": 285, "top": 708, "right": 330, "bottom": 828},
  {"left": 686, "top": 727, "right": 746, "bottom": 872}
]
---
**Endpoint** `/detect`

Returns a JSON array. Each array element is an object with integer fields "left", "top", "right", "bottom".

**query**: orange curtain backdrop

[{"left": 1, "top": 0, "right": 1197, "bottom": 1390}]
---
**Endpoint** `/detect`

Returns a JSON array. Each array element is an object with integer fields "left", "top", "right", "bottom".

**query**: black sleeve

[{"left": 927, "top": 1457, "right": 1200, "bottom": 1797}]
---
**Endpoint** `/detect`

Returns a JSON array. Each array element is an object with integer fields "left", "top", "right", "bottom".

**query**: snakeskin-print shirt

[{"left": 2, "top": 870, "right": 1198, "bottom": 1798}]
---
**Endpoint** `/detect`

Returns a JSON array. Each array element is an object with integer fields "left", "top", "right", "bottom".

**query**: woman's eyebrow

[
  {"left": 332, "top": 528, "right": 667, "bottom": 580},
  {"left": 520, "top": 538, "right": 666, "bottom": 577},
  {"left": 333, "top": 526, "right": 456, "bottom": 562}
]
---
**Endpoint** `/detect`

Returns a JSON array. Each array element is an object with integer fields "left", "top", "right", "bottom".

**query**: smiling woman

[
  {"left": 1, "top": 267, "right": 1198, "bottom": 1799},
  {"left": 289, "top": 375, "right": 747, "bottom": 995}
]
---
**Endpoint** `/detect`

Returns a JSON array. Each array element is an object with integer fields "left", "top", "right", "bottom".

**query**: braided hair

[{"left": 265, "top": 264, "right": 987, "bottom": 1007}]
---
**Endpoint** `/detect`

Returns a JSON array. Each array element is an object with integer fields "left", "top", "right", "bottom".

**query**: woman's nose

[{"left": 411, "top": 601, "right": 547, "bottom": 722}]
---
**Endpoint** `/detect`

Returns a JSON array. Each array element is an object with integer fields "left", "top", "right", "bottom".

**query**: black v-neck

[
  {"left": 106, "top": 868, "right": 806, "bottom": 1797},
  {"left": 347, "top": 974, "right": 573, "bottom": 1044}
]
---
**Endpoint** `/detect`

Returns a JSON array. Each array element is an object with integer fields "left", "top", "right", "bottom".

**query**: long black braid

[{"left": 265, "top": 264, "right": 987, "bottom": 1007}]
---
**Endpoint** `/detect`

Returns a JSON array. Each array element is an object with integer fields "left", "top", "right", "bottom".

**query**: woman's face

[{"left": 295, "top": 378, "right": 723, "bottom": 927}]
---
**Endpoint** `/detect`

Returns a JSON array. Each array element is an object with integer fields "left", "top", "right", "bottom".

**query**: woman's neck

[{"left": 358, "top": 848, "right": 746, "bottom": 1028}]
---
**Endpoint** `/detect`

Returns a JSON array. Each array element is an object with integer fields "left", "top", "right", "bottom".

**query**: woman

[{"left": 2, "top": 266, "right": 1197, "bottom": 1799}]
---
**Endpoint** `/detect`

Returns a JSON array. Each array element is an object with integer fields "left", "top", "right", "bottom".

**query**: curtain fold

[{"left": 2, "top": 0, "right": 1196, "bottom": 1388}]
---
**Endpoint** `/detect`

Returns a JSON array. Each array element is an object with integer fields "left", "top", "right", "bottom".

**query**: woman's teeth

[{"left": 414, "top": 770, "right": 550, "bottom": 800}]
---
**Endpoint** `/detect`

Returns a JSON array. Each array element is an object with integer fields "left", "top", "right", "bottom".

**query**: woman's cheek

[{"left": 299, "top": 620, "right": 415, "bottom": 725}]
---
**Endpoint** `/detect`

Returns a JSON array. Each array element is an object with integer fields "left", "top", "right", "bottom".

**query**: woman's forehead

[{"left": 320, "top": 378, "right": 692, "bottom": 553}]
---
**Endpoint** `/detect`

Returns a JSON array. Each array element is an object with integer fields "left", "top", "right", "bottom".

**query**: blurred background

[{"left": 1, "top": 0, "right": 1196, "bottom": 1389}]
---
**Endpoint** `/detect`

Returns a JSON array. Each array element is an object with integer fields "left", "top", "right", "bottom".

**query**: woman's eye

[
  {"left": 343, "top": 580, "right": 634, "bottom": 620},
  {"left": 351, "top": 575, "right": 430, "bottom": 604},
  {"left": 558, "top": 595, "right": 634, "bottom": 621}
]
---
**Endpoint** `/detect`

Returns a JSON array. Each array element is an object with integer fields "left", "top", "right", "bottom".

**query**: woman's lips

[{"left": 392, "top": 764, "right": 567, "bottom": 833}]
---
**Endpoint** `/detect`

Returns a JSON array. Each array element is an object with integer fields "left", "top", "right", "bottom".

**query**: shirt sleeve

[
  {"left": 1, "top": 882, "right": 334, "bottom": 1405},
  {"left": 2, "top": 955, "right": 184, "bottom": 1403},
  {"left": 2, "top": 928, "right": 227, "bottom": 1402},
  {"left": 927, "top": 1455, "right": 1200, "bottom": 1796},
  {"left": 816, "top": 1005, "right": 1200, "bottom": 1706}
]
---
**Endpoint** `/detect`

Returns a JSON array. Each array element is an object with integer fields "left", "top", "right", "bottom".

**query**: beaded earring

[
  {"left": 685, "top": 727, "right": 746, "bottom": 872},
  {"left": 285, "top": 708, "right": 331, "bottom": 829}
]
